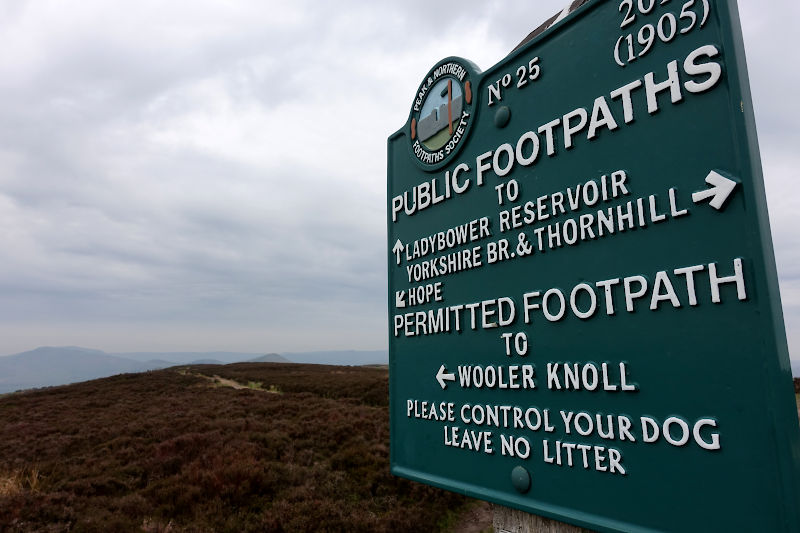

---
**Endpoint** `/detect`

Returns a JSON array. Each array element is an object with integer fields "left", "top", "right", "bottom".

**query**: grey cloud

[{"left": 0, "top": 0, "right": 797, "bottom": 358}]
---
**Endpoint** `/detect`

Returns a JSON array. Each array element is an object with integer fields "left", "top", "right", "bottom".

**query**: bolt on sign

[{"left": 386, "top": 0, "right": 800, "bottom": 531}]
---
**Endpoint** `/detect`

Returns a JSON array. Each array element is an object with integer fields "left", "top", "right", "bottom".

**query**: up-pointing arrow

[
  {"left": 436, "top": 364, "right": 456, "bottom": 390},
  {"left": 393, "top": 239, "right": 404, "bottom": 265},
  {"left": 692, "top": 171, "right": 738, "bottom": 211}
]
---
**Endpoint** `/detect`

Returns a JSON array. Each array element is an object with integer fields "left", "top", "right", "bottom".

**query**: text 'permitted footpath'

[{"left": 387, "top": 1, "right": 800, "bottom": 531}]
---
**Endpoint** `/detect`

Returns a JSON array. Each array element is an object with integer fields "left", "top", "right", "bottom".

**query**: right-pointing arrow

[{"left": 692, "top": 171, "right": 738, "bottom": 211}]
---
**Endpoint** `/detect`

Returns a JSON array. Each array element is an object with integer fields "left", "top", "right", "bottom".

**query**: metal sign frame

[{"left": 387, "top": 1, "right": 800, "bottom": 531}]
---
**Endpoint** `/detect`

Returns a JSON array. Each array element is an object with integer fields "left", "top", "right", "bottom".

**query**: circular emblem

[{"left": 409, "top": 58, "right": 475, "bottom": 170}]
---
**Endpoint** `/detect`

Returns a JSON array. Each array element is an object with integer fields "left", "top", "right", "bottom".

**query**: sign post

[{"left": 387, "top": 0, "right": 800, "bottom": 531}]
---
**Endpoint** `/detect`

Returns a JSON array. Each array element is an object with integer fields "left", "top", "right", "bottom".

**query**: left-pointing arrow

[
  {"left": 692, "top": 170, "right": 738, "bottom": 211},
  {"left": 395, "top": 291, "right": 406, "bottom": 308},
  {"left": 393, "top": 239, "right": 404, "bottom": 265},
  {"left": 436, "top": 364, "right": 456, "bottom": 389}
]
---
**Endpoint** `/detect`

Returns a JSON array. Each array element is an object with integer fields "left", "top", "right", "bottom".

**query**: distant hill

[
  {"left": 115, "top": 350, "right": 382, "bottom": 366},
  {"left": 114, "top": 351, "right": 263, "bottom": 365},
  {"left": 145, "top": 359, "right": 179, "bottom": 368},
  {"left": 248, "top": 353, "right": 290, "bottom": 363},
  {"left": 281, "top": 350, "right": 388, "bottom": 366},
  {"left": 0, "top": 347, "right": 387, "bottom": 393},
  {"left": 186, "top": 359, "right": 227, "bottom": 365},
  {"left": 0, "top": 347, "right": 161, "bottom": 393}
]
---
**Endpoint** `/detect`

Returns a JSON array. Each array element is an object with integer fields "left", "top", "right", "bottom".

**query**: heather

[{"left": 0, "top": 363, "right": 468, "bottom": 532}]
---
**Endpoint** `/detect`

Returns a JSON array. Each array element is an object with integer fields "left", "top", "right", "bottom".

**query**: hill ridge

[{"left": 0, "top": 346, "right": 389, "bottom": 393}]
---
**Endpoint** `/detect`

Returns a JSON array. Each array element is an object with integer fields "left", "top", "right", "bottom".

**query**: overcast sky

[{"left": 0, "top": 1, "right": 797, "bottom": 358}]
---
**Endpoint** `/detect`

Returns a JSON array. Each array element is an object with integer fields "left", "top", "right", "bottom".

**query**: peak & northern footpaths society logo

[{"left": 409, "top": 58, "right": 475, "bottom": 170}]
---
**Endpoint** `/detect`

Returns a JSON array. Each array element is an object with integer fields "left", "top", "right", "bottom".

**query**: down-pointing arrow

[
  {"left": 436, "top": 364, "right": 456, "bottom": 389},
  {"left": 393, "top": 239, "right": 404, "bottom": 265},
  {"left": 692, "top": 171, "right": 738, "bottom": 211},
  {"left": 395, "top": 290, "right": 406, "bottom": 308}
]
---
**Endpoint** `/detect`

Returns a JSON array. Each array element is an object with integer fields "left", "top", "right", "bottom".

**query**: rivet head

[
  {"left": 511, "top": 466, "right": 531, "bottom": 493},
  {"left": 494, "top": 105, "right": 511, "bottom": 128}
]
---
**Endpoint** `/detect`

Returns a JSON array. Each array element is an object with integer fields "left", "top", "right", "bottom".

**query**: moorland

[{"left": 0, "top": 363, "right": 476, "bottom": 532}]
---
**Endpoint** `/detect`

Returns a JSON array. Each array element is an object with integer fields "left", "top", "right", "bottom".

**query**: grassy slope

[
  {"left": 422, "top": 121, "right": 460, "bottom": 152},
  {"left": 0, "top": 364, "right": 469, "bottom": 532}
]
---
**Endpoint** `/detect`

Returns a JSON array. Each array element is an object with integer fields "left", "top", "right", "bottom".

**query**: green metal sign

[{"left": 387, "top": 0, "right": 800, "bottom": 531}]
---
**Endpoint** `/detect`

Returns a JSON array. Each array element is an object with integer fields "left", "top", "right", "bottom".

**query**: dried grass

[
  {"left": 0, "top": 363, "right": 466, "bottom": 532},
  {"left": 0, "top": 467, "right": 40, "bottom": 497}
]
